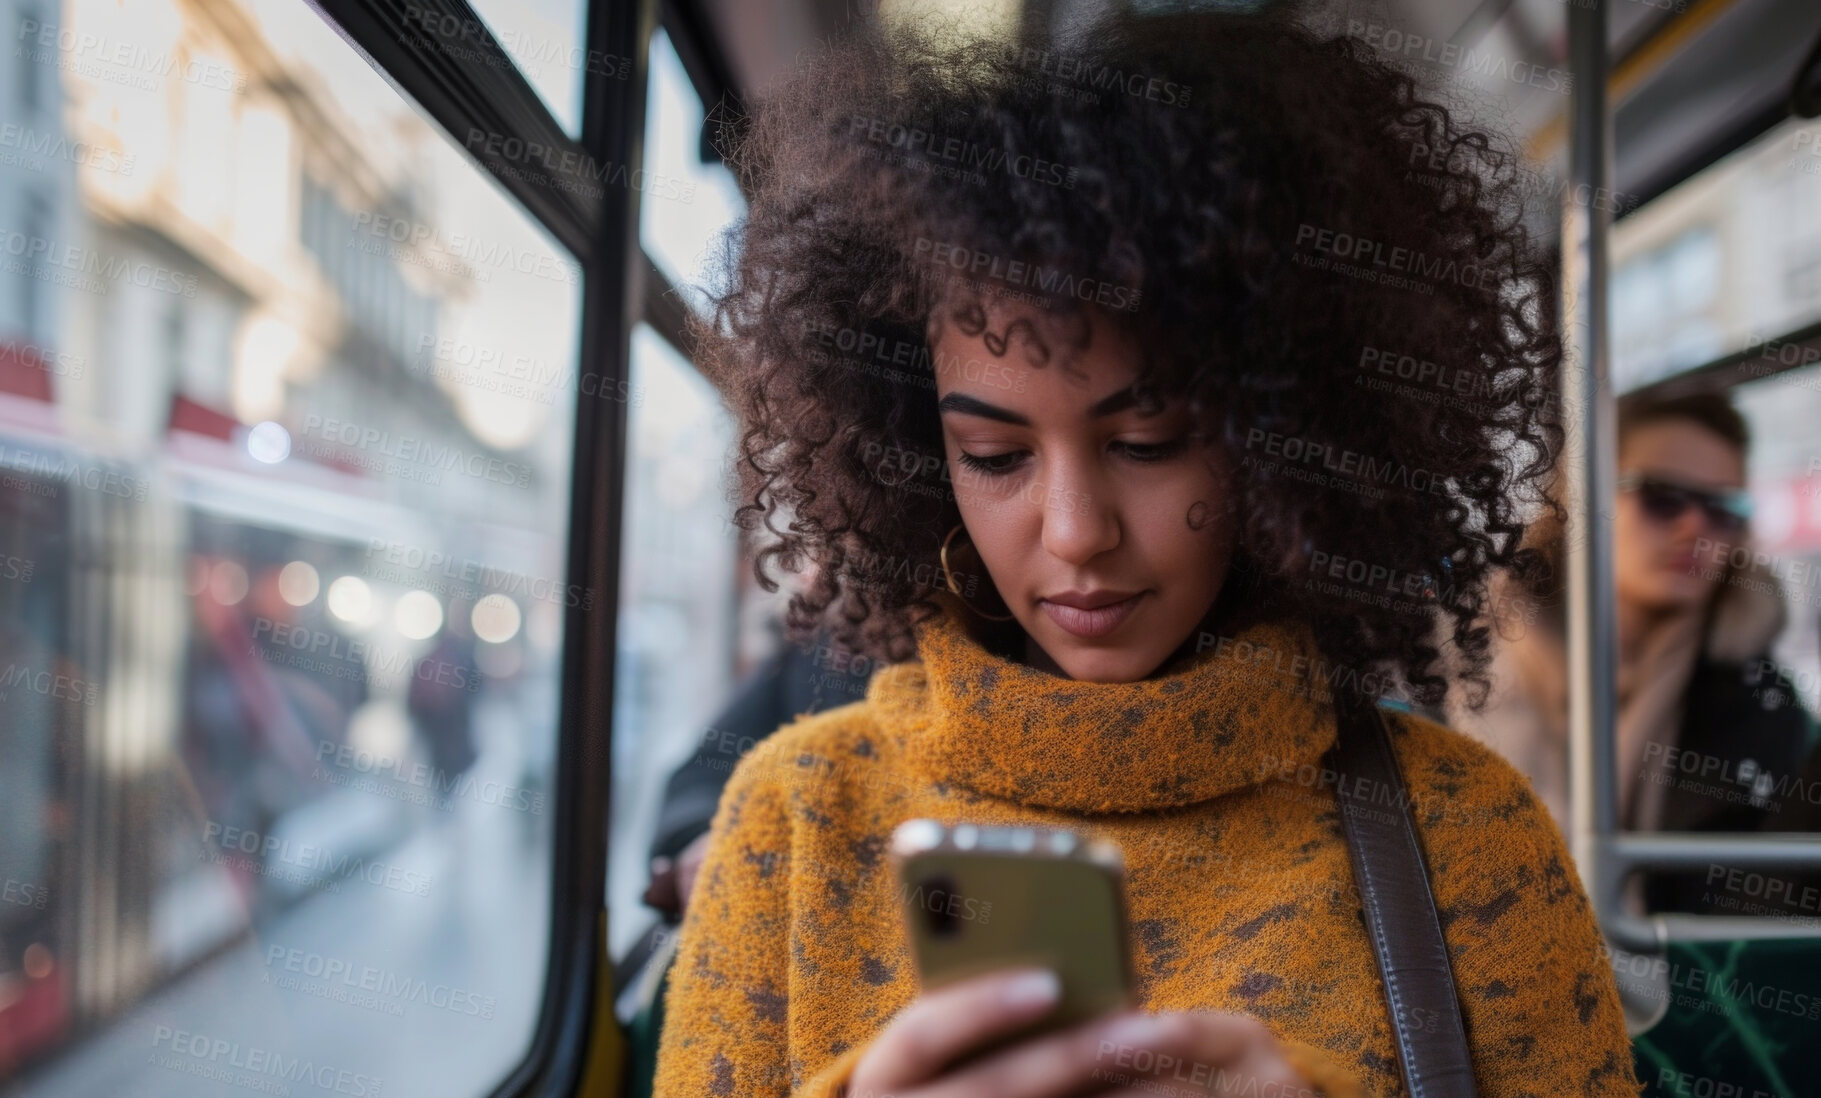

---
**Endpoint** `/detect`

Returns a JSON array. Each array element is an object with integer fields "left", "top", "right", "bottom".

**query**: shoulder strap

[{"left": 1326, "top": 700, "right": 1480, "bottom": 1098}]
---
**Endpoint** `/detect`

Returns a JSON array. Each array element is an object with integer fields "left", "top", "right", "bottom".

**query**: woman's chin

[
  {"left": 1639, "top": 571, "right": 1721, "bottom": 611},
  {"left": 1027, "top": 633, "right": 1168, "bottom": 683}
]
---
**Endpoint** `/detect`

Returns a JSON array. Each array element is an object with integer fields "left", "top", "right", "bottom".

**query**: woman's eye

[
  {"left": 956, "top": 451, "right": 1025, "bottom": 475},
  {"left": 1115, "top": 436, "right": 1190, "bottom": 463},
  {"left": 956, "top": 437, "right": 1190, "bottom": 475}
]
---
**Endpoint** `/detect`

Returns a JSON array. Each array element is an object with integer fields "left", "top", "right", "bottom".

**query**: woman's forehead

[
  {"left": 1619, "top": 419, "right": 1745, "bottom": 485},
  {"left": 934, "top": 323, "right": 1111, "bottom": 376},
  {"left": 931, "top": 299, "right": 1137, "bottom": 371}
]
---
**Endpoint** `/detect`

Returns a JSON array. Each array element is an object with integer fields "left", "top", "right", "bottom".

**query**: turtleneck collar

[{"left": 864, "top": 595, "right": 1338, "bottom": 813}]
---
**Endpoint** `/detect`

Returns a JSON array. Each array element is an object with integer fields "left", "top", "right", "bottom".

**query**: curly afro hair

[{"left": 696, "top": 3, "right": 1564, "bottom": 709}]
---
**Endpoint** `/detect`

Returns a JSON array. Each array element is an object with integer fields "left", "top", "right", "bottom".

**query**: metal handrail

[
  {"left": 1596, "top": 836, "right": 1821, "bottom": 950},
  {"left": 1606, "top": 914, "right": 1821, "bottom": 952},
  {"left": 1610, "top": 833, "right": 1821, "bottom": 870},
  {"left": 1561, "top": 0, "right": 1621, "bottom": 921}
]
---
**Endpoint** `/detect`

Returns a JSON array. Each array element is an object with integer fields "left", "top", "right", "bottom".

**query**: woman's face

[
  {"left": 930, "top": 304, "right": 1238, "bottom": 682},
  {"left": 1613, "top": 418, "right": 1746, "bottom": 615}
]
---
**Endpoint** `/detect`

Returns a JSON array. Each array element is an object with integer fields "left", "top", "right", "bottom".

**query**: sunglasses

[{"left": 1617, "top": 473, "right": 1752, "bottom": 533}]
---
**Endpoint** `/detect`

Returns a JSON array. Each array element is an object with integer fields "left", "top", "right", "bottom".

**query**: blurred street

[{"left": 7, "top": 694, "right": 553, "bottom": 1098}]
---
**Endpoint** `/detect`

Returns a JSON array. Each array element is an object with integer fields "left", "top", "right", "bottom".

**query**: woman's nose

[
  {"left": 1037, "top": 463, "right": 1120, "bottom": 565},
  {"left": 1674, "top": 504, "right": 1712, "bottom": 541}
]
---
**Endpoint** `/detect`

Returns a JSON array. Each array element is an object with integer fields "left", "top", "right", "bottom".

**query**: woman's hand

[
  {"left": 642, "top": 832, "right": 714, "bottom": 918},
  {"left": 846, "top": 967, "right": 1313, "bottom": 1098},
  {"left": 674, "top": 831, "right": 711, "bottom": 912}
]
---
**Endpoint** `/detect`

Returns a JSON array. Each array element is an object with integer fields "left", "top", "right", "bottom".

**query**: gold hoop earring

[{"left": 939, "top": 523, "right": 1015, "bottom": 621}]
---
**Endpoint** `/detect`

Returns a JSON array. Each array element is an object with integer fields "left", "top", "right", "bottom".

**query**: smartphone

[{"left": 890, "top": 818, "right": 1136, "bottom": 1041}]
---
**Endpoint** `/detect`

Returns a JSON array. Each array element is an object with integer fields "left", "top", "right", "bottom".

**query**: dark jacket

[
  {"left": 1647, "top": 651, "right": 1818, "bottom": 914},
  {"left": 648, "top": 626, "right": 876, "bottom": 863},
  {"left": 1453, "top": 560, "right": 1819, "bottom": 916},
  {"left": 1743, "top": 660, "right": 1821, "bottom": 929}
]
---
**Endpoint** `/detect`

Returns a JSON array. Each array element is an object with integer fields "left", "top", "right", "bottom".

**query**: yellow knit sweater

[{"left": 651, "top": 598, "right": 1640, "bottom": 1097}]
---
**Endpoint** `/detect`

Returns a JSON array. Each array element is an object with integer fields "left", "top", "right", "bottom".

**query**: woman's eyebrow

[
  {"left": 936, "top": 384, "right": 1154, "bottom": 425},
  {"left": 936, "top": 392, "right": 1030, "bottom": 425}
]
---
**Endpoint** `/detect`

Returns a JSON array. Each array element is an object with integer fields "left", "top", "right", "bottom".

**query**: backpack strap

[{"left": 1326, "top": 700, "right": 1480, "bottom": 1097}]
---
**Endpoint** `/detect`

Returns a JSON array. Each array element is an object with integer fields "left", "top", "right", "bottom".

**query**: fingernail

[
  {"left": 1102, "top": 1012, "right": 1165, "bottom": 1048},
  {"left": 1001, "top": 968, "right": 1061, "bottom": 1008}
]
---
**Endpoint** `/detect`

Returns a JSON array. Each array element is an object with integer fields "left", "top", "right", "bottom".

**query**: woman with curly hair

[{"left": 652, "top": 5, "right": 1638, "bottom": 1097}]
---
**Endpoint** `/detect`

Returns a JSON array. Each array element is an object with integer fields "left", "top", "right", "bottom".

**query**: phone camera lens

[{"left": 920, "top": 874, "right": 962, "bottom": 938}]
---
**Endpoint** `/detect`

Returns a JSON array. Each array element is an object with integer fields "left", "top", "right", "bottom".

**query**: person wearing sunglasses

[
  {"left": 1616, "top": 473, "right": 1752, "bottom": 541},
  {"left": 1454, "top": 390, "right": 1816, "bottom": 915}
]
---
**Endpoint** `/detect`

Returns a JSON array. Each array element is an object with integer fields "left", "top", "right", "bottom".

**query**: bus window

[
  {"left": 1454, "top": 111, "right": 1821, "bottom": 874},
  {"left": 640, "top": 28, "right": 745, "bottom": 315},
  {"left": 609, "top": 26, "right": 749, "bottom": 965},
  {"left": 609, "top": 325, "right": 740, "bottom": 963},
  {"left": 1614, "top": 116, "right": 1821, "bottom": 393},
  {"left": 462, "top": 0, "right": 592, "bottom": 136},
  {"left": 1599, "top": 113, "right": 1821, "bottom": 875},
  {"left": 0, "top": 0, "right": 580, "bottom": 1092},
  {"left": 1731, "top": 367, "right": 1821, "bottom": 729}
]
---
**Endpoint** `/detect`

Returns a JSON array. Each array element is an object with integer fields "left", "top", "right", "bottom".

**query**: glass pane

[
  {"left": 607, "top": 324, "right": 739, "bottom": 962},
  {"left": 1612, "top": 115, "right": 1821, "bottom": 391},
  {"left": 459, "top": 0, "right": 593, "bottom": 136},
  {"left": 1, "top": 0, "right": 580, "bottom": 1093},
  {"left": 607, "top": 25, "right": 751, "bottom": 984},
  {"left": 1730, "top": 363, "right": 1821, "bottom": 722},
  {"left": 1596, "top": 114, "right": 1821, "bottom": 860},
  {"left": 1591, "top": 363, "right": 1821, "bottom": 871},
  {"left": 640, "top": 28, "right": 746, "bottom": 314}
]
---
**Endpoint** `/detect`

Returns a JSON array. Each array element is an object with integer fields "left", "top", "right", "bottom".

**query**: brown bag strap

[{"left": 1326, "top": 700, "right": 1480, "bottom": 1098}]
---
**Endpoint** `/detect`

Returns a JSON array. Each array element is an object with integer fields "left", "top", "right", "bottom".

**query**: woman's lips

[{"left": 1039, "top": 592, "right": 1146, "bottom": 639}]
